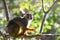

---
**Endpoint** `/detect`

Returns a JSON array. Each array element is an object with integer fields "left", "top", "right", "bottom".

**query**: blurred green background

[{"left": 0, "top": 0, "right": 60, "bottom": 40}]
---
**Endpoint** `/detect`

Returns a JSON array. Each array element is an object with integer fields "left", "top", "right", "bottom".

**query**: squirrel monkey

[{"left": 6, "top": 9, "right": 34, "bottom": 37}]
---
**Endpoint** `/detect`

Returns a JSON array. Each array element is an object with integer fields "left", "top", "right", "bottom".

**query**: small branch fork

[{"left": 40, "top": 0, "right": 58, "bottom": 34}]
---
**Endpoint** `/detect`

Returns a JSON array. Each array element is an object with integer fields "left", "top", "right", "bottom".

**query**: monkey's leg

[
  {"left": 24, "top": 28, "right": 35, "bottom": 35},
  {"left": 26, "top": 28, "right": 35, "bottom": 32}
]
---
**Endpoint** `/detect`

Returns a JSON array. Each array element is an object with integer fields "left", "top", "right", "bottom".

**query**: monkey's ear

[
  {"left": 19, "top": 8, "right": 26, "bottom": 18},
  {"left": 20, "top": 8, "right": 25, "bottom": 14}
]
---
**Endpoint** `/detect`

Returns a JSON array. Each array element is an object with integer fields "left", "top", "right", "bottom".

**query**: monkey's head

[{"left": 20, "top": 8, "right": 33, "bottom": 20}]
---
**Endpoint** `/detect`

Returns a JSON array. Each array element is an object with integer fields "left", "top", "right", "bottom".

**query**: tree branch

[
  {"left": 0, "top": 31, "right": 60, "bottom": 39},
  {"left": 16, "top": 34, "right": 60, "bottom": 38},
  {"left": 0, "top": 5, "right": 19, "bottom": 9},
  {"left": 2, "top": 0, "right": 9, "bottom": 21},
  {"left": 39, "top": 0, "right": 47, "bottom": 34},
  {"left": 40, "top": 12, "right": 47, "bottom": 34}
]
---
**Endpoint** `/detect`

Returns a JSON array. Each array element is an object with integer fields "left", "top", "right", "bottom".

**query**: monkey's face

[
  {"left": 25, "top": 14, "right": 33, "bottom": 20},
  {"left": 20, "top": 8, "right": 33, "bottom": 19}
]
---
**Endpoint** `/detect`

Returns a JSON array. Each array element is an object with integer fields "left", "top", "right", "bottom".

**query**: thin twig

[
  {"left": 42, "top": 0, "right": 45, "bottom": 13},
  {"left": 2, "top": 0, "right": 9, "bottom": 21},
  {"left": 46, "top": 0, "right": 58, "bottom": 13}
]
